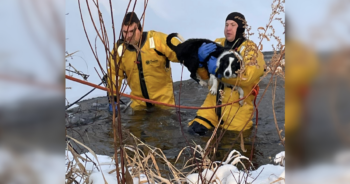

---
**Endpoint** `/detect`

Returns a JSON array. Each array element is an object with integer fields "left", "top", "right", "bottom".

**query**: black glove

[{"left": 188, "top": 121, "right": 208, "bottom": 136}]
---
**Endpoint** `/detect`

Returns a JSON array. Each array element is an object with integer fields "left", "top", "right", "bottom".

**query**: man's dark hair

[{"left": 122, "top": 12, "right": 142, "bottom": 31}]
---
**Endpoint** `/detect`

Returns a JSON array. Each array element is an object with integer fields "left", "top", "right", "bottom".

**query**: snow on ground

[{"left": 65, "top": 149, "right": 285, "bottom": 184}]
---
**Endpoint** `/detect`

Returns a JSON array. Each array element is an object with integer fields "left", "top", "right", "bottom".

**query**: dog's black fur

[{"left": 166, "top": 33, "right": 241, "bottom": 83}]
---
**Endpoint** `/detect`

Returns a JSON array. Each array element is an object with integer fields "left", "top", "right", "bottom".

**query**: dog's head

[{"left": 215, "top": 50, "right": 243, "bottom": 78}]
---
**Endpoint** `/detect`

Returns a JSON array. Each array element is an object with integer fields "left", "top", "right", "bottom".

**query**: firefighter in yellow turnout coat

[
  {"left": 189, "top": 12, "right": 266, "bottom": 135},
  {"left": 107, "top": 12, "right": 180, "bottom": 111}
]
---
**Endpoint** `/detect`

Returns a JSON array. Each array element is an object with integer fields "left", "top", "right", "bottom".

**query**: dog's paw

[
  {"left": 208, "top": 80, "right": 213, "bottom": 87},
  {"left": 210, "top": 87, "right": 217, "bottom": 95},
  {"left": 199, "top": 80, "right": 207, "bottom": 87},
  {"left": 239, "top": 100, "right": 244, "bottom": 106}
]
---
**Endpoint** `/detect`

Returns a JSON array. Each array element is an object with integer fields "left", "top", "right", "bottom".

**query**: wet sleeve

[
  {"left": 153, "top": 31, "right": 180, "bottom": 62},
  {"left": 107, "top": 47, "right": 125, "bottom": 95}
]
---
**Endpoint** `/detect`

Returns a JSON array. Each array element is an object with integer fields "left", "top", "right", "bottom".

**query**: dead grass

[{"left": 66, "top": 131, "right": 262, "bottom": 184}]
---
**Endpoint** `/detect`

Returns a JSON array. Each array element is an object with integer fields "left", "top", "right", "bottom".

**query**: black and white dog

[{"left": 166, "top": 33, "right": 244, "bottom": 105}]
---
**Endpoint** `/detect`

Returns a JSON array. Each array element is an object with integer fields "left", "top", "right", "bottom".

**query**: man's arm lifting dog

[
  {"left": 166, "top": 33, "right": 222, "bottom": 92},
  {"left": 166, "top": 33, "right": 245, "bottom": 105}
]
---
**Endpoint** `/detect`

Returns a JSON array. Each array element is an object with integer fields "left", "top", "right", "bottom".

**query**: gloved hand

[
  {"left": 207, "top": 56, "right": 218, "bottom": 75},
  {"left": 198, "top": 43, "right": 217, "bottom": 62},
  {"left": 188, "top": 121, "right": 208, "bottom": 136},
  {"left": 108, "top": 102, "right": 118, "bottom": 115}
]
